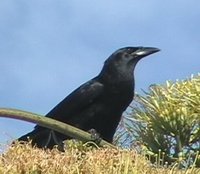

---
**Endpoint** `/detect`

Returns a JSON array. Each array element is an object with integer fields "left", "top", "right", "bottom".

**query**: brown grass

[{"left": 0, "top": 142, "right": 200, "bottom": 174}]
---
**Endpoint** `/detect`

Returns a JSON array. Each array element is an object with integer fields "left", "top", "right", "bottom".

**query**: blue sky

[{"left": 0, "top": 1, "right": 199, "bottom": 144}]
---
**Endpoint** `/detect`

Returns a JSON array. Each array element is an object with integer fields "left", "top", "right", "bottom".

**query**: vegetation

[
  {"left": 1, "top": 141, "right": 200, "bottom": 174},
  {"left": 119, "top": 74, "right": 200, "bottom": 168}
]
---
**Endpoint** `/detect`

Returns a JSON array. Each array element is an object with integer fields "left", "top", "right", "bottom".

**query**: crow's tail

[{"left": 17, "top": 128, "right": 66, "bottom": 151}]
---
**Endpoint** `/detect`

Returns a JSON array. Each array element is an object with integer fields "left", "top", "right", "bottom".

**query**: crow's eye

[{"left": 126, "top": 48, "right": 135, "bottom": 54}]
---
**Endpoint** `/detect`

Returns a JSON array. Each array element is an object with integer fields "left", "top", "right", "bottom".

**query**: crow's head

[
  {"left": 102, "top": 47, "right": 160, "bottom": 78},
  {"left": 109, "top": 46, "right": 160, "bottom": 65}
]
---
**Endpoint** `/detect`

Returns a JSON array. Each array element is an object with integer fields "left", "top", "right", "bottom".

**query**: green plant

[{"left": 126, "top": 74, "right": 200, "bottom": 167}]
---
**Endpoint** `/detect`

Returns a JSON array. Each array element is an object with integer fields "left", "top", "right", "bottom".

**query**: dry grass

[{"left": 0, "top": 142, "right": 200, "bottom": 174}]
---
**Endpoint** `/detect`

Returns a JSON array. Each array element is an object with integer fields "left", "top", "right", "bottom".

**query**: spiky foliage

[
  {"left": 0, "top": 141, "right": 165, "bottom": 174},
  {"left": 2, "top": 141, "right": 200, "bottom": 173},
  {"left": 126, "top": 74, "right": 200, "bottom": 167}
]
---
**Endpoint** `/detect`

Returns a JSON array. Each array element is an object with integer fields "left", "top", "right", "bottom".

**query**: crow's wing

[
  {"left": 30, "top": 79, "right": 104, "bottom": 147},
  {"left": 44, "top": 78, "right": 104, "bottom": 122}
]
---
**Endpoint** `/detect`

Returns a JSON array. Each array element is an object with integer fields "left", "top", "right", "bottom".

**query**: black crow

[{"left": 18, "top": 47, "right": 160, "bottom": 149}]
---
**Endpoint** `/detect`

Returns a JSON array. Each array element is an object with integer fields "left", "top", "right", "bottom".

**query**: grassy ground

[{"left": 0, "top": 142, "right": 200, "bottom": 174}]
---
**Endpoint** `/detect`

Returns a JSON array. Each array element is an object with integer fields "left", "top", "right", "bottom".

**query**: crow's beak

[{"left": 134, "top": 47, "right": 160, "bottom": 57}]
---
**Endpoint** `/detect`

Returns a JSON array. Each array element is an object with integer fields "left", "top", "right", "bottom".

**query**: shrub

[{"left": 121, "top": 74, "right": 200, "bottom": 167}]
